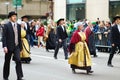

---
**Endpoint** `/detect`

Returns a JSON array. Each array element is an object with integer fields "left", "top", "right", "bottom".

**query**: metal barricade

[{"left": 95, "top": 32, "right": 111, "bottom": 52}]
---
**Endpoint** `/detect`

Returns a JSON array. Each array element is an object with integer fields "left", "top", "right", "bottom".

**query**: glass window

[
  {"left": 67, "top": 0, "right": 86, "bottom": 4},
  {"left": 109, "top": 1, "right": 120, "bottom": 20},
  {"left": 110, "top": 0, "right": 120, "bottom": 1},
  {"left": 66, "top": 3, "right": 85, "bottom": 21}
]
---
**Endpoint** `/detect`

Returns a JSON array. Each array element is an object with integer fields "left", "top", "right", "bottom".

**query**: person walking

[
  {"left": 46, "top": 27, "right": 56, "bottom": 51},
  {"left": 68, "top": 22, "right": 93, "bottom": 74},
  {"left": 107, "top": 16, "right": 120, "bottom": 67},
  {"left": 21, "top": 15, "right": 30, "bottom": 44},
  {"left": 36, "top": 23, "right": 45, "bottom": 47},
  {"left": 84, "top": 22, "right": 98, "bottom": 57},
  {"left": 54, "top": 18, "right": 68, "bottom": 59},
  {"left": 20, "top": 21, "right": 31, "bottom": 63},
  {"left": 29, "top": 21, "right": 36, "bottom": 47},
  {"left": 2, "top": 11, "right": 24, "bottom": 80}
]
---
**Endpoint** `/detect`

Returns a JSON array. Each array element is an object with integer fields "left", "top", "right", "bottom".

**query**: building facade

[
  {"left": 0, "top": 0, "right": 120, "bottom": 21},
  {"left": 67, "top": 0, "right": 120, "bottom": 21},
  {"left": 0, "top": 0, "right": 52, "bottom": 19},
  {"left": 53, "top": 0, "right": 66, "bottom": 21}
]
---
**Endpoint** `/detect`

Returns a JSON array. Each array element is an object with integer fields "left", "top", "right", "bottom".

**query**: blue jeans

[{"left": 30, "top": 35, "right": 34, "bottom": 47}]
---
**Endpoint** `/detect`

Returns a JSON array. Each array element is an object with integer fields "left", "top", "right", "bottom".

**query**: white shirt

[
  {"left": 24, "top": 22, "right": 27, "bottom": 30},
  {"left": 90, "top": 27, "right": 93, "bottom": 31},
  {"left": 35, "top": 25, "right": 39, "bottom": 31},
  {"left": 11, "top": 22, "right": 17, "bottom": 27},
  {"left": 61, "top": 25, "right": 64, "bottom": 31},
  {"left": 117, "top": 24, "right": 120, "bottom": 32}
]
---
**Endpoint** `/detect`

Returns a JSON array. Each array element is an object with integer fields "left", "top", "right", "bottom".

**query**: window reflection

[{"left": 109, "top": 0, "right": 120, "bottom": 20}]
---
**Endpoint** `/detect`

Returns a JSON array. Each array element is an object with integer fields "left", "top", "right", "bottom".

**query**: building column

[
  {"left": 86, "top": 0, "right": 109, "bottom": 21},
  {"left": 53, "top": 0, "right": 66, "bottom": 21}
]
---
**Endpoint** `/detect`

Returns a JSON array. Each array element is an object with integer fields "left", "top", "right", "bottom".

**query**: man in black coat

[
  {"left": 54, "top": 18, "right": 68, "bottom": 59},
  {"left": 21, "top": 15, "right": 30, "bottom": 43},
  {"left": 2, "top": 11, "right": 24, "bottom": 80},
  {"left": 107, "top": 16, "right": 120, "bottom": 67}
]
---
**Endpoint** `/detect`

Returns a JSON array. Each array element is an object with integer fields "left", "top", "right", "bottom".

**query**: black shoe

[
  {"left": 17, "top": 78, "right": 24, "bottom": 80},
  {"left": 87, "top": 70, "right": 94, "bottom": 74},
  {"left": 93, "top": 55, "right": 98, "bottom": 57},
  {"left": 3, "top": 78, "right": 9, "bottom": 80},
  {"left": 17, "top": 77, "right": 24, "bottom": 80},
  {"left": 107, "top": 64, "right": 114, "bottom": 67},
  {"left": 17, "top": 79, "right": 24, "bottom": 80},
  {"left": 25, "top": 61, "right": 30, "bottom": 64},
  {"left": 46, "top": 49, "right": 49, "bottom": 52},
  {"left": 72, "top": 68, "right": 76, "bottom": 73},
  {"left": 65, "top": 57, "right": 68, "bottom": 60},
  {"left": 54, "top": 56, "right": 57, "bottom": 59}
]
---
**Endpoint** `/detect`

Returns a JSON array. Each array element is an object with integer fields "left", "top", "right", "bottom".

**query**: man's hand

[
  {"left": 112, "top": 44, "right": 115, "bottom": 47},
  {"left": 4, "top": 47, "right": 8, "bottom": 53},
  {"left": 59, "top": 39, "right": 62, "bottom": 42}
]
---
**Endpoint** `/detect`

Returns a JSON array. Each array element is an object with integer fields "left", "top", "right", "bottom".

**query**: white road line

[
  {"left": 31, "top": 54, "right": 96, "bottom": 65},
  {"left": 31, "top": 54, "right": 67, "bottom": 61}
]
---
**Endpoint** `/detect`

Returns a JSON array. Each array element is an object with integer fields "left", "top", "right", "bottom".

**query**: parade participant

[
  {"left": 36, "top": 23, "right": 45, "bottom": 47},
  {"left": 21, "top": 15, "right": 30, "bottom": 44},
  {"left": 107, "top": 16, "right": 120, "bottom": 67},
  {"left": 2, "top": 11, "right": 24, "bottom": 80},
  {"left": 68, "top": 22, "right": 93, "bottom": 74},
  {"left": 84, "top": 22, "right": 98, "bottom": 57},
  {"left": 46, "top": 27, "right": 56, "bottom": 51},
  {"left": 54, "top": 18, "right": 68, "bottom": 59},
  {"left": 29, "top": 21, "right": 36, "bottom": 47},
  {"left": 20, "top": 21, "right": 31, "bottom": 63}
]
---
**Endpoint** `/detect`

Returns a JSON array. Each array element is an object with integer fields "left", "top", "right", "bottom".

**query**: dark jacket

[
  {"left": 56, "top": 25, "right": 68, "bottom": 40},
  {"left": 111, "top": 24, "right": 120, "bottom": 45},
  {"left": 26, "top": 22, "right": 30, "bottom": 34},
  {"left": 2, "top": 22, "right": 22, "bottom": 51}
]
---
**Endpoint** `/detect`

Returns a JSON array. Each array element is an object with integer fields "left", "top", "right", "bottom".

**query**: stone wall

[
  {"left": 0, "top": 0, "right": 51, "bottom": 19},
  {"left": 86, "top": 0, "right": 109, "bottom": 21}
]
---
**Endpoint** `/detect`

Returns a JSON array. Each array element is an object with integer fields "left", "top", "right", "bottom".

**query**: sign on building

[{"left": 13, "top": 0, "right": 22, "bottom": 7}]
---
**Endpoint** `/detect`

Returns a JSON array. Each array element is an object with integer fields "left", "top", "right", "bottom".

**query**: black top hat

[
  {"left": 57, "top": 18, "right": 64, "bottom": 26},
  {"left": 113, "top": 16, "right": 120, "bottom": 22},
  {"left": 21, "top": 15, "right": 29, "bottom": 21},
  {"left": 8, "top": 11, "right": 17, "bottom": 18},
  {"left": 21, "top": 15, "right": 29, "bottom": 19}
]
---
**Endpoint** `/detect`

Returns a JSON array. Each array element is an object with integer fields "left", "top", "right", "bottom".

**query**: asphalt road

[{"left": 0, "top": 43, "right": 120, "bottom": 80}]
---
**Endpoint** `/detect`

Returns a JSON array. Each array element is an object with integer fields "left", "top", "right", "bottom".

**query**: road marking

[
  {"left": 31, "top": 54, "right": 67, "bottom": 62},
  {"left": 31, "top": 54, "right": 96, "bottom": 65}
]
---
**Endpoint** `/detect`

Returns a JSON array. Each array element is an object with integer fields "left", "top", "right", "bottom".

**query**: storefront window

[
  {"left": 67, "top": 4, "right": 85, "bottom": 21},
  {"left": 67, "top": 0, "right": 86, "bottom": 4},
  {"left": 109, "top": 0, "right": 120, "bottom": 21},
  {"left": 110, "top": 0, "right": 120, "bottom": 1},
  {"left": 66, "top": 0, "right": 86, "bottom": 21}
]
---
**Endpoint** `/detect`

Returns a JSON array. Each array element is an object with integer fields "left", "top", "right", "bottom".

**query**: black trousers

[
  {"left": 54, "top": 39, "right": 68, "bottom": 58},
  {"left": 3, "top": 46, "right": 23, "bottom": 79},
  {"left": 108, "top": 44, "right": 120, "bottom": 64}
]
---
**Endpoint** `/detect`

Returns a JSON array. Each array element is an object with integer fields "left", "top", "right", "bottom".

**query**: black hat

[
  {"left": 57, "top": 18, "right": 64, "bottom": 26},
  {"left": 113, "top": 16, "right": 120, "bottom": 22},
  {"left": 21, "top": 15, "right": 30, "bottom": 21},
  {"left": 8, "top": 11, "right": 17, "bottom": 18},
  {"left": 21, "top": 15, "right": 29, "bottom": 19}
]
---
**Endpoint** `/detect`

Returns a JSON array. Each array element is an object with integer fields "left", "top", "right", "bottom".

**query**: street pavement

[{"left": 0, "top": 42, "right": 120, "bottom": 80}]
